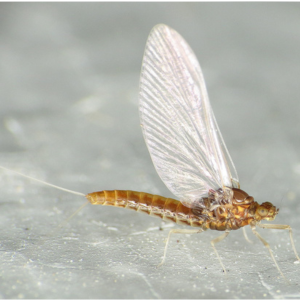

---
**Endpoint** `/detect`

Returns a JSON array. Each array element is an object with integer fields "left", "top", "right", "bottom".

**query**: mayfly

[{"left": 1, "top": 24, "right": 299, "bottom": 278}]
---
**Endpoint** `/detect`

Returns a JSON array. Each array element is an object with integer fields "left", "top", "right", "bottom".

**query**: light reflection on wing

[{"left": 139, "top": 24, "right": 239, "bottom": 207}]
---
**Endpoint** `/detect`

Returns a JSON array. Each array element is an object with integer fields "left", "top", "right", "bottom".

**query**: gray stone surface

[{"left": 0, "top": 3, "right": 300, "bottom": 298}]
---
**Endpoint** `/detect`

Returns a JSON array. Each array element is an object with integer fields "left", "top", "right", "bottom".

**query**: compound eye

[{"left": 258, "top": 206, "right": 268, "bottom": 217}]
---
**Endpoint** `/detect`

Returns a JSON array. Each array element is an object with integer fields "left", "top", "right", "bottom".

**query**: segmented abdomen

[{"left": 85, "top": 190, "right": 204, "bottom": 227}]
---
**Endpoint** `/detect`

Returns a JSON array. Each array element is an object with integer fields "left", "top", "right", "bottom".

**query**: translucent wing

[{"left": 139, "top": 24, "right": 239, "bottom": 207}]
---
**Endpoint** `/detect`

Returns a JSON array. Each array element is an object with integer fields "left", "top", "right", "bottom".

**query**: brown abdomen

[{"left": 86, "top": 190, "right": 204, "bottom": 227}]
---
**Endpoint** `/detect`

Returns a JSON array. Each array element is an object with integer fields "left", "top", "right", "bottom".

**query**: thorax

[{"left": 192, "top": 187, "right": 259, "bottom": 231}]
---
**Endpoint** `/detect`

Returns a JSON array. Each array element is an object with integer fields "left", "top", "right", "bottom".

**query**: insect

[{"left": 1, "top": 24, "right": 299, "bottom": 278}]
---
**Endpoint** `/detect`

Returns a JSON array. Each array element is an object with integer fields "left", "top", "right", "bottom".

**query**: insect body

[
  {"left": 1, "top": 24, "right": 299, "bottom": 278},
  {"left": 84, "top": 24, "right": 299, "bottom": 277},
  {"left": 86, "top": 188, "right": 278, "bottom": 231}
]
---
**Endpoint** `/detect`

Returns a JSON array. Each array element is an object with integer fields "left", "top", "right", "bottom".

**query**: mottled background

[{"left": 0, "top": 3, "right": 300, "bottom": 298}]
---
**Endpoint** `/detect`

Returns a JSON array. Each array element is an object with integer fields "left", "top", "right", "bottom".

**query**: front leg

[
  {"left": 250, "top": 223, "right": 285, "bottom": 279},
  {"left": 257, "top": 223, "right": 300, "bottom": 261}
]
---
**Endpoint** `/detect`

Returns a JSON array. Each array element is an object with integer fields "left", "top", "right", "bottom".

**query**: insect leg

[
  {"left": 157, "top": 228, "right": 203, "bottom": 268},
  {"left": 210, "top": 230, "right": 230, "bottom": 274},
  {"left": 257, "top": 223, "right": 300, "bottom": 262},
  {"left": 242, "top": 227, "right": 253, "bottom": 244},
  {"left": 250, "top": 223, "right": 285, "bottom": 279}
]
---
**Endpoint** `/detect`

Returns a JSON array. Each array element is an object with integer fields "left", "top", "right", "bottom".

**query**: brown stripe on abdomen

[{"left": 85, "top": 190, "right": 205, "bottom": 227}]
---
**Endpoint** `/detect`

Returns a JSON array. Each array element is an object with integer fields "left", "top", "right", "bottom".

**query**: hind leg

[{"left": 157, "top": 228, "right": 204, "bottom": 267}]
